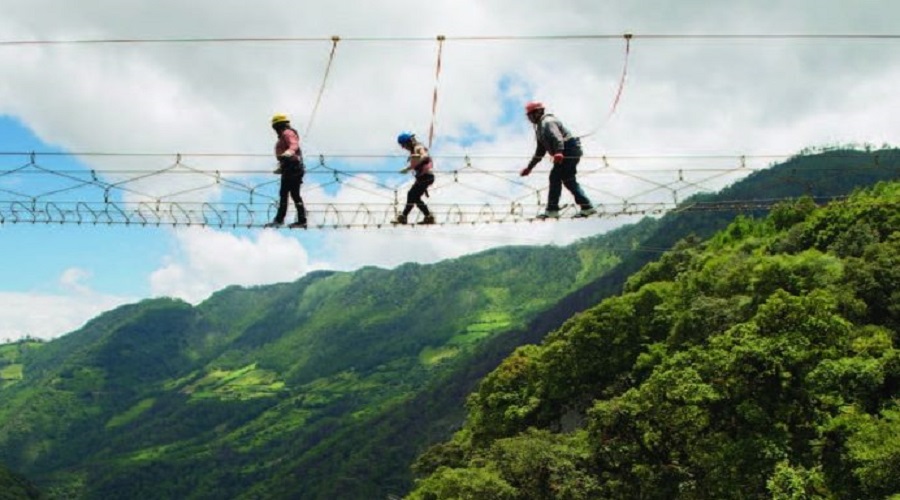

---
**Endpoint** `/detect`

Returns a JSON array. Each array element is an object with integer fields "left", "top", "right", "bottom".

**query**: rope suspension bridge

[{"left": 0, "top": 150, "right": 845, "bottom": 229}]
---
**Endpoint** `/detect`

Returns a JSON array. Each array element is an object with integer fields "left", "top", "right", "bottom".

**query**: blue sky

[
  {"left": 0, "top": 117, "right": 168, "bottom": 296},
  {"left": 1, "top": 0, "right": 898, "bottom": 340}
]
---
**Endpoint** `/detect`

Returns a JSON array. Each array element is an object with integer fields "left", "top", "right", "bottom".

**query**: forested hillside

[
  {"left": 408, "top": 181, "right": 900, "bottom": 499},
  {"left": 0, "top": 149, "right": 897, "bottom": 499},
  {"left": 0, "top": 213, "right": 651, "bottom": 499}
]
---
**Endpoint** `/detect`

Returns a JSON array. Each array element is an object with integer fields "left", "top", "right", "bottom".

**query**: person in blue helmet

[
  {"left": 393, "top": 132, "right": 436, "bottom": 225},
  {"left": 519, "top": 101, "right": 596, "bottom": 219}
]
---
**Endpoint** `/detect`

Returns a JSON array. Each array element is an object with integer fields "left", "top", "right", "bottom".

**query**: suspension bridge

[{"left": 0, "top": 150, "right": 838, "bottom": 229}]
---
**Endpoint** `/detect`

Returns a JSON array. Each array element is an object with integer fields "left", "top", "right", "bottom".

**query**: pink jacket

[
  {"left": 407, "top": 143, "right": 433, "bottom": 175},
  {"left": 275, "top": 128, "right": 301, "bottom": 159}
]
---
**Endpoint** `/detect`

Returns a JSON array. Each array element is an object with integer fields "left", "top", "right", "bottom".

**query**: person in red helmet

[
  {"left": 392, "top": 132, "right": 436, "bottom": 225},
  {"left": 265, "top": 113, "right": 308, "bottom": 229},
  {"left": 519, "top": 101, "right": 596, "bottom": 219}
]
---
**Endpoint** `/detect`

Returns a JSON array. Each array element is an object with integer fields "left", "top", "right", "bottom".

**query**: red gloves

[{"left": 522, "top": 153, "right": 564, "bottom": 175}]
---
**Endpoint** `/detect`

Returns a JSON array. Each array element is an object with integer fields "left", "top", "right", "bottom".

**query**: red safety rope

[
  {"left": 427, "top": 35, "right": 445, "bottom": 149},
  {"left": 608, "top": 33, "right": 631, "bottom": 118},
  {"left": 579, "top": 32, "right": 632, "bottom": 139}
]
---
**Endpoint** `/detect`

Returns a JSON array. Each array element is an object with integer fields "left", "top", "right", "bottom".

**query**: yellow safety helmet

[{"left": 271, "top": 113, "right": 290, "bottom": 126}]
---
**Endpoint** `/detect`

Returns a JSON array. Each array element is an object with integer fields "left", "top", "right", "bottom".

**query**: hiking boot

[
  {"left": 573, "top": 207, "right": 597, "bottom": 218},
  {"left": 536, "top": 210, "right": 560, "bottom": 220},
  {"left": 391, "top": 214, "right": 408, "bottom": 225},
  {"left": 289, "top": 220, "right": 307, "bottom": 229},
  {"left": 264, "top": 220, "right": 284, "bottom": 228},
  {"left": 420, "top": 214, "right": 436, "bottom": 225}
]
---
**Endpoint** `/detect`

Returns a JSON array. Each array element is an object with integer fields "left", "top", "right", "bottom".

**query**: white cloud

[
  {"left": 149, "top": 227, "right": 313, "bottom": 303},
  {"left": 2, "top": 0, "right": 895, "bottom": 159},
  {"left": 59, "top": 267, "right": 92, "bottom": 294},
  {"left": 0, "top": 290, "right": 132, "bottom": 341},
  {"left": 1, "top": 0, "right": 899, "bottom": 339}
]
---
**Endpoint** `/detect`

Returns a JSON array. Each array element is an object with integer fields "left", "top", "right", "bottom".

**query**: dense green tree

[
  {"left": 0, "top": 463, "right": 42, "bottom": 499},
  {"left": 407, "top": 466, "right": 517, "bottom": 500},
  {"left": 767, "top": 461, "right": 831, "bottom": 500}
]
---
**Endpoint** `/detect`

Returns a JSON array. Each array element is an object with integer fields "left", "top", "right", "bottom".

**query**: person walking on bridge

[
  {"left": 392, "top": 132, "right": 436, "bottom": 225},
  {"left": 519, "top": 101, "right": 596, "bottom": 219},
  {"left": 265, "top": 113, "right": 308, "bottom": 229}
]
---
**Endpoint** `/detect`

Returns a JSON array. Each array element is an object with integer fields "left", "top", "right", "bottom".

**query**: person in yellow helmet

[{"left": 265, "top": 113, "right": 307, "bottom": 228}]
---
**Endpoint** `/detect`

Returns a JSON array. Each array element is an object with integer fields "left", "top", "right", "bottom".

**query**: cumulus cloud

[
  {"left": 2, "top": 0, "right": 895, "bottom": 156},
  {"left": 149, "top": 227, "right": 313, "bottom": 303},
  {"left": 0, "top": 283, "right": 133, "bottom": 342},
  {"left": 58, "top": 267, "right": 93, "bottom": 294},
  {"left": 1, "top": 0, "right": 899, "bottom": 339}
]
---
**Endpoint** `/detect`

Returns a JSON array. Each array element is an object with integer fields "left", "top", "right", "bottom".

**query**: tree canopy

[{"left": 409, "top": 182, "right": 900, "bottom": 499}]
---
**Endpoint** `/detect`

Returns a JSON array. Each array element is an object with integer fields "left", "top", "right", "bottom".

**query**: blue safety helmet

[{"left": 397, "top": 132, "right": 415, "bottom": 145}]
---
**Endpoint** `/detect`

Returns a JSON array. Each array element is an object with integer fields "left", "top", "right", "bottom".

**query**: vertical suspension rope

[
  {"left": 607, "top": 32, "right": 631, "bottom": 118},
  {"left": 427, "top": 35, "right": 445, "bottom": 149},
  {"left": 304, "top": 35, "right": 340, "bottom": 140},
  {"left": 579, "top": 32, "right": 632, "bottom": 139}
]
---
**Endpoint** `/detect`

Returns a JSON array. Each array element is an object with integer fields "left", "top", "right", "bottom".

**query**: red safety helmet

[{"left": 525, "top": 101, "right": 545, "bottom": 114}]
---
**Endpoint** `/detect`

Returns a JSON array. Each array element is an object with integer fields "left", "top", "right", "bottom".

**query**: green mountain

[
  {"left": 408, "top": 181, "right": 900, "bottom": 498},
  {"left": 0, "top": 148, "right": 897, "bottom": 499},
  {"left": 0, "top": 220, "right": 651, "bottom": 499}
]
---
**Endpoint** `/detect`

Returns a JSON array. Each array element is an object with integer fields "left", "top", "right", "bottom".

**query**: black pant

[
  {"left": 275, "top": 162, "right": 306, "bottom": 223},
  {"left": 402, "top": 173, "right": 434, "bottom": 217},
  {"left": 547, "top": 141, "right": 591, "bottom": 211}
]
